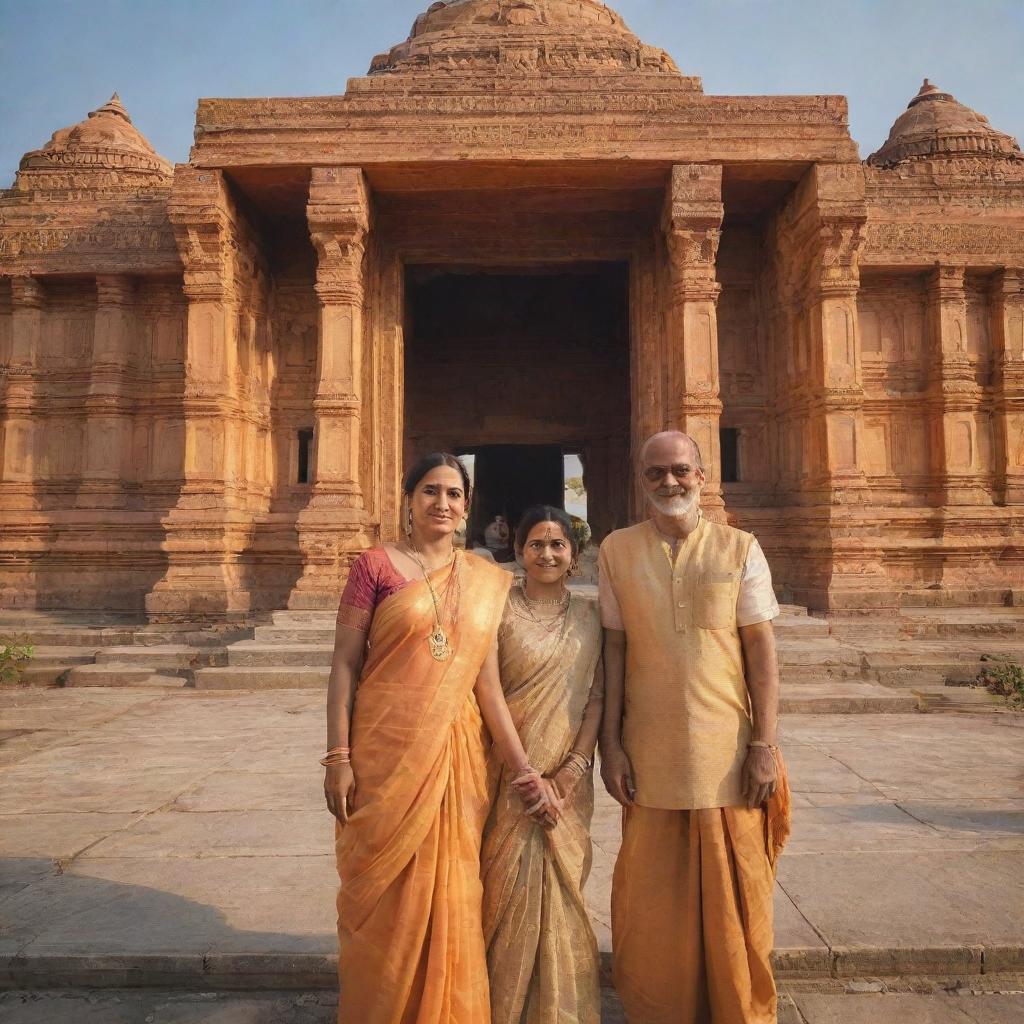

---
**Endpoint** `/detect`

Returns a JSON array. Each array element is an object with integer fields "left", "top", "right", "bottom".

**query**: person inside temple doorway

[{"left": 484, "top": 514, "right": 511, "bottom": 559}]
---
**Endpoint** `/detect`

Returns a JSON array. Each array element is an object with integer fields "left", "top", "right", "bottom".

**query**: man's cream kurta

[{"left": 598, "top": 517, "right": 769, "bottom": 810}]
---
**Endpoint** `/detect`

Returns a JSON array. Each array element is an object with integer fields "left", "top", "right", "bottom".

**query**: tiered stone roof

[
  {"left": 13, "top": 93, "right": 172, "bottom": 190},
  {"left": 868, "top": 79, "right": 1021, "bottom": 166}
]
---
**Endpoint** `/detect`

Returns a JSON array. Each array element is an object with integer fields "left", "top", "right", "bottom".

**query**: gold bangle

[
  {"left": 320, "top": 754, "right": 351, "bottom": 767},
  {"left": 748, "top": 741, "right": 778, "bottom": 751}
]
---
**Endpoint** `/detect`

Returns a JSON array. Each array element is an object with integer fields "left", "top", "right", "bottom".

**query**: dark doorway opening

[
  {"left": 461, "top": 443, "right": 564, "bottom": 550},
  {"left": 403, "top": 265, "right": 630, "bottom": 542}
]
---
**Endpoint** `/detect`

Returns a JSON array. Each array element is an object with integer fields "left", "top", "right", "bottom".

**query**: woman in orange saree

[{"left": 323, "top": 454, "right": 561, "bottom": 1024}]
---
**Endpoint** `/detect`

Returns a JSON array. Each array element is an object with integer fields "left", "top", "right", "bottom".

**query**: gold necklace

[
  {"left": 408, "top": 545, "right": 457, "bottom": 662},
  {"left": 513, "top": 584, "right": 570, "bottom": 636}
]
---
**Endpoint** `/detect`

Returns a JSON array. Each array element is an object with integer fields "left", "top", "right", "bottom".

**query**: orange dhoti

[{"left": 612, "top": 805, "right": 778, "bottom": 1024}]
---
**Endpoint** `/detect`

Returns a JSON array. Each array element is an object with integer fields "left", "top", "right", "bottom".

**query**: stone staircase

[{"left": 3, "top": 603, "right": 1021, "bottom": 714}]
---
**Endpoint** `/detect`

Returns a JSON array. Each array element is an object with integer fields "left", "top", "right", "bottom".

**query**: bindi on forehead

[{"left": 527, "top": 522, "right": 568, "bottom": 545}]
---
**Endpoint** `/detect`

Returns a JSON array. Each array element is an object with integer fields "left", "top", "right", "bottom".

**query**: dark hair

[
  {"left": 402, "top": 452, "right": 471, "bottom": 498},
  {"left": 515, "top": 505, "right": 578, "bottom": 556}
]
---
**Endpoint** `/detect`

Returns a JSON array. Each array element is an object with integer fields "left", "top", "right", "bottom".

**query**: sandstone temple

[{"left": 2, "top": 0, "right": 1022, "bottom": 622}]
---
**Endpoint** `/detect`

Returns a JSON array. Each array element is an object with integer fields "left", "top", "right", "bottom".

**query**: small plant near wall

[
  {"left": 0, "top": 637, "right": 34, "bottom": 685},
  {"left": 976, "top": 655, "right": 1024, "bottom": 710}
]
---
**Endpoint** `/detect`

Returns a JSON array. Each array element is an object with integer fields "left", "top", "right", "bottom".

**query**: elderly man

[{"left": 599, "top": 430, "right": 787, "bottom": 1024}]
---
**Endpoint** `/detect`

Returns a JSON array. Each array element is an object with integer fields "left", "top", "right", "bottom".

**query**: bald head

[{"left": 637, "top": 431, "right": 704, "bottom": 472}]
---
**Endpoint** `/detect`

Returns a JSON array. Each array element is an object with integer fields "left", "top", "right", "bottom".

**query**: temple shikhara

[{"left": 2, "top": 0, "right": 1023, "bottom": 623}]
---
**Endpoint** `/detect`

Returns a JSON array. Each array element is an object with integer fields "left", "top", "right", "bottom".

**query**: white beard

[{"left": 649, "top": 491, "right": 697, "bottom": 518}]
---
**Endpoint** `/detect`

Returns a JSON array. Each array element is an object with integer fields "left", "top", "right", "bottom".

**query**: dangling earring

[
  {"left": 403, "top": 497, "right": 413, "bottom": 539},
  {"left": 567, "top": 556, "right": 580, "bottom": 579}
]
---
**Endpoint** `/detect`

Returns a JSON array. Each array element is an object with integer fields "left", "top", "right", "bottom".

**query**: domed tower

[
  {"left": 367, "top": 0, "right": 686, "bottom": 81},
  {"left": 868, "top": 79, "right": 1021, "bottom": 167},
  {"left": 10, "top": 93, "right": 173, "bottom": 192}
]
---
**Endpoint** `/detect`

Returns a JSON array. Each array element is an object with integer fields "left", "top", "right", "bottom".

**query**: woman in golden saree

[
  {"left": 323, "top": 454, "right": 561, "bottom": 1024},
  {"left": 482, "top": 506, "right": 605, "bottom": 1024}
]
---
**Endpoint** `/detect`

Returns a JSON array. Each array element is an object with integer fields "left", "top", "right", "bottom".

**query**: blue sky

[{"left": 1, "top": 1, "right": 1022, "bottom": 186}]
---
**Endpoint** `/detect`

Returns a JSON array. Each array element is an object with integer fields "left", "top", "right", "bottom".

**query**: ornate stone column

[
  {"left": 80, "top": 275, "right": 135, "bottom": 508},
  {"left": 1, "top": 275, "right": 43, "bottom": 511},
  {"left": 663, "top": 164, "right": 725, "bottom": 517},
  {"left": 990, "top": 268, "right": 1024, "bottom": 505},
  {"left": 925, "top": 266, "right": 987, "bottom": 506},
  {"left": 289, "top": 167, "right": 371, "bottom": 607},
  {"left": 801, "top": 166, "right": 869, "bottom": 505},
  {"left": 146, "top": 167, "right": 247, "bottom": 620}
]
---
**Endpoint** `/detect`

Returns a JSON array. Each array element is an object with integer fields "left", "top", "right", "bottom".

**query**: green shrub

[
  {"left": 0, "top": 637, "right": 34, "bottom": 684},
  {"left": 976, "top": 655, "right": 1024, "bottom": 710}
]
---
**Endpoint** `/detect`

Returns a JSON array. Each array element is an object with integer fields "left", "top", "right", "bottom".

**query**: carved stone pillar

[
  {"left": 801, "top": 168, "right": 869, "bottom": 504},
  {"left": 289, "top": 168, "right": 371, "bottom": 608},
  {"left": 925, "top": 266, "right": 987, "bottom": 506},
  {"left": 663, "top": 164, "right": 725, "bottom": 518},
  {"left": 1, "top": 275, "right": 43, "bottom": 511},
  {"left": 146, "top": 167, "right": 248, "bottom": 620},
  {"left": 991, "top": 268, "right": 1024, "bottom": 505},
  {"left": 80, "top": 275, "right": 135, "bottom": 508}
]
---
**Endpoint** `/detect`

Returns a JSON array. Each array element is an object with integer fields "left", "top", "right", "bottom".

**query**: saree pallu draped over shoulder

[
  {"left": 336, "top": 552, "right": 512, "bottom": 1024},
  {"left": 482, "top": 594, "right": 603, "bottom": 1024}
]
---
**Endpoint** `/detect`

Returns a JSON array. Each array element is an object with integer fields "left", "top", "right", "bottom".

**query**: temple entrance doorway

[
  {"left": 460, "top": 444, "right": 564, "bottom": 553},
  {"left": 403, "top": 264, "right": 631, "bottom": 544}
]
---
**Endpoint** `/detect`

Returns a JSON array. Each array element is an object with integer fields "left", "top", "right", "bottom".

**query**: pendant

[{"left": 428, "top": 628, "right": 452, "bottom": 662}]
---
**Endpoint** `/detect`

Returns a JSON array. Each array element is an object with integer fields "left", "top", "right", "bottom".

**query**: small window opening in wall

[
  {"left": 297, "top": 429, "right": 314, "bottom": 485},
  {"left": 720, "top": 427, "right": 740, "bottom": 484}
]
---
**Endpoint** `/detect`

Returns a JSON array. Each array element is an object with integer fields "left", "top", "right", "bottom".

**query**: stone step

[
  {"left": 63, "top": 664, "right": 188, "bottom": 688},
  {"left": 252, "top": 617, "right": 832, "bottom": 646},
  {"left": 0, "top": 627, "right": 139, "bottom": 648},
  {"left": 193, "top": 666, "right": 330, "bottom": 690},
  {"left": 270, "top": 610, "right": 336, "bottom": 626},
  {"left": 779, "top": 682, "right": 919, "bottom": 714},
  {"left": 24, "top": 646, "right": 99, "bottom": 667},
  {"left": 773, "top": 617, "right": 831, "bottom": 640},
  {"left": 227, "top": 642, "right": 335, "bottom": 667},
  {"left": 94, "top": 645, "right": 225, "bottom": 670},
  {"left": 6, "top": 646, "right": 101, "bottom": 687},
  {"left": 777, "top": 604, "right": 809, "bottom": 617},
  {"left": 252, "top": 626, "right": 336, "bottom": 644},
  {"left": 912, "top": 685, "right": 1012, "bottom": 714},
  {"left": 13, "top": 665, "right": 72, "bottom": 686},
  {"left": 899, "top": 610, "right": 1024, "bottom": 639}
]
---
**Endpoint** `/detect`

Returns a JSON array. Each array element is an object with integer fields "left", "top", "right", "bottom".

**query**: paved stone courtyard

[{"left": 1, "top": 688, "right": 1023, "bottom": 1021}]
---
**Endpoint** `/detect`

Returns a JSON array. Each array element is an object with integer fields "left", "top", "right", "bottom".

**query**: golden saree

[
  {"left": 336, "top": 552, "right": 512, "bottom": 1024},
  {"left": 481, "top": 590, "right": 603, "bottom": 1024}
]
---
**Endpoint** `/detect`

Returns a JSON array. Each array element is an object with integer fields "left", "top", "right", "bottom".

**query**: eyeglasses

[{"left": 642, "top": 464, "right": 697, "bottom": 483}]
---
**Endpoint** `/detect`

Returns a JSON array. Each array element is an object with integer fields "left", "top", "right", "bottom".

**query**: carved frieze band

[{"left": 865, "top": 223, "right": 1024, "bottom": 261}]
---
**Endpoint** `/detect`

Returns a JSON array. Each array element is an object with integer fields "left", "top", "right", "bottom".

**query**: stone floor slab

[
  {"left": 778, "top": 850, "right": 1024, "bottom": 950},
  {"left": 171, "top": 771, "right": 324, "bottom": 812},
  {"left": 0, "top": 812, "right": 139, "bottom": 859},
  {"left": 80, "top": 810, "right": 332, "bottom": 860}
]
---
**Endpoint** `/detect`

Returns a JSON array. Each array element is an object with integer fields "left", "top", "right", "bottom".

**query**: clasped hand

[{"left": 511, "top": 768, "right": 563, "bottom": 829}]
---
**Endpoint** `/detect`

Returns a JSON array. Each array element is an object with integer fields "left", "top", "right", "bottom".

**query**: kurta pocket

[{"left": 693, "top": 570, "right": 739, "bottom": 629}]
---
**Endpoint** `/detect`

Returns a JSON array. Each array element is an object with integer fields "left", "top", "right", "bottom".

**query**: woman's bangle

[
  {"left": 748, "top": 741, "right": 779, "bottom": 751},
  {"left": 320, "top": 746, "right": 352, "bottom": 767}
]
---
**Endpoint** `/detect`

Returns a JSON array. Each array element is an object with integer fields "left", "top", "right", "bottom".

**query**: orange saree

[{"left": 336, "top": 552, "right": 512, "bottom": 1024}]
